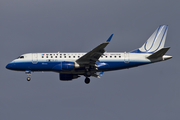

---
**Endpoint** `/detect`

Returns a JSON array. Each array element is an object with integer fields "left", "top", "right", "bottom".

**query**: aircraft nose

[{"left": 6, "top": 63, "right": 12, "bottom": 69}]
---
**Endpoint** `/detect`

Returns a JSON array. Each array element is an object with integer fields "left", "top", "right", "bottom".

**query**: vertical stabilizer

[{"left": 131, "top": 25, "right": 168, "bottom": 53}]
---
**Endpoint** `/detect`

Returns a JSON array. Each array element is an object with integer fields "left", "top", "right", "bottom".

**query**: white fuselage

[{"left": 7, "top": 52, "right": 166, "bottom": 74}]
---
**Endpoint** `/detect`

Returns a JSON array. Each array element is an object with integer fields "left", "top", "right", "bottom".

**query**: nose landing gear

[
  {"left": 25, "top": 70, "right": 31, "bottom": 81},
  {"left": 27, "top": 77, "right": 31, "bottom": 81}
]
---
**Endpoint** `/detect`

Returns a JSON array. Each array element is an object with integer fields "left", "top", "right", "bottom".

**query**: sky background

[{"left": 0, "top": 0, "right": 179, "bottom": 120}]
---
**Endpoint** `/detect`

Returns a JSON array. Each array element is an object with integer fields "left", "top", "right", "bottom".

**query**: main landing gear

[
  {"left": 85, "top": 77, "right": 90, "bottom": 84},
  {"left": 25, "top": 70, "right": 31, "bottom": 81},
  {"left": 84, "top": 67, "right": 91, "bottom": 84}
]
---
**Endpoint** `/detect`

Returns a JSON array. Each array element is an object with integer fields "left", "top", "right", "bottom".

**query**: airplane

[{"left": 6, "top": 25, "right": 172, "bottom": 84}]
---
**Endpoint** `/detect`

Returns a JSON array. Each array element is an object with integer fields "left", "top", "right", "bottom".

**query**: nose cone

[{"left": 6, "top": 63, "right": 12, "bottom": 70}]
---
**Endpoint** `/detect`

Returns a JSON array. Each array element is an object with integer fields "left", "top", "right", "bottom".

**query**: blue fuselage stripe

[{"left": 8, "top": 60, "right": 150, "bottom": 72}]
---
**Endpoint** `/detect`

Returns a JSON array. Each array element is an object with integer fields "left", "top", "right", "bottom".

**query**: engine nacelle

[
  {"left": 59, "top": 73, "right": 80, "bottom": 81},
  {"left": 52, "top": 61, "right": 80, "bottom": 71}
]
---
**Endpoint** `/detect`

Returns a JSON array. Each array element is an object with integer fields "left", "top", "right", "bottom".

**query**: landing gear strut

[
  {"left": 85, "top": 77, "right": 90, "bottom": 84},
  {"left": 25, "top": 70, "right": 31, "bottom": 81}
]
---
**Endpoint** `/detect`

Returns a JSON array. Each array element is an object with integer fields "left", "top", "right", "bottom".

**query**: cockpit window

[
  {"left": 17, "top": 56, "right": 24, "bottom": 59},
  {"left": 20, "top": 56, "right": 24, "bottom": 58}
]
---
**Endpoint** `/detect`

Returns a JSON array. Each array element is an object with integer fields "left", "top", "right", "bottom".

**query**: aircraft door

[
  {"left": 32, "top": 53, "right": 38, "bottom": 64},
  {"left": 124, "top": 52, "right": 129, "bottom": 63}
]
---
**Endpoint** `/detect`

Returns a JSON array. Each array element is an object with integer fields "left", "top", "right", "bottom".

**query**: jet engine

[{"left": 52, "top": 61, "right": 80, "bottom": 71}]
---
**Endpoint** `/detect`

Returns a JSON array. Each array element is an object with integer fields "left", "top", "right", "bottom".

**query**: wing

[{"left": 76, "top": 34, "right": 113, "bottom": 65}]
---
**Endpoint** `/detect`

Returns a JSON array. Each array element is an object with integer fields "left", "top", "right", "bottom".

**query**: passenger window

[
  {"left": 42, "top": 56, "right": 44, "bottom": 58},
  {"left": 64, "top": 56, "right": 66, "bottom": 58},
  {"left": 119, "top": 56, "right": 121, "bottom": 58},
  {"left": 106, "top": 56, "right": 107, "bottom": 58},
  {"left": 46, "top": 56, "right": 48, "bottom": 58},
  {"left": 110, "top": 56, "right": 112, "bottom": 58},
  {"left": 55, "top": 56, "right": 57, "bottom": 58},
  {"left": 51, "top": 56, "right": 53, "bottom": 58},
  {"left": 60, "top": 56, "right": 62, "bottom": 58},
  {"left": 73, "top": 56, "right": 75, "bottom": 58},
  {"left": 114, "top": 56, "right": 116, "bottom": 58},
  {"left": 69, "top": 56, "right": 71, "bottom": 58}
]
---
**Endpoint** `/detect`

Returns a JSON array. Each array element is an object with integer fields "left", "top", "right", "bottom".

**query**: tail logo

[
  {"left": 131, "top": 25, "right": 168, "bottom": 53},
  {"left": 139, "top": 25, "right": 168, "bottom": 53}
]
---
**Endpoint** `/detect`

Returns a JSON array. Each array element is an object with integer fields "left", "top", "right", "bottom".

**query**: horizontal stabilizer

[{"left": 147, "top": 47, "right": 170, "bottom": 59}]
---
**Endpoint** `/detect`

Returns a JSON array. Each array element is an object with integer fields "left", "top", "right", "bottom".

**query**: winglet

[{"left": 106, "top": 34, "right": 113, "bottom": 42}]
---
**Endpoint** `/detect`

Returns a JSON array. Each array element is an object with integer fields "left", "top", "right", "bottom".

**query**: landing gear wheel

[
  {"left": 85, "top": 77, "right": 90, "bottom": 84},
  {"left": 27, "top": 77, "right": 31, "bottom": 81}
]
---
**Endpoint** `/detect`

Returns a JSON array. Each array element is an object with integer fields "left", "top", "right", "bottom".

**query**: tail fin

[{"left": 131, "top": 25, "right": 168, "bottom": 53}]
